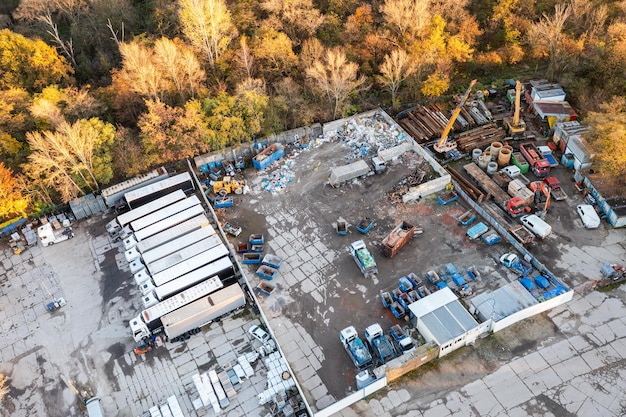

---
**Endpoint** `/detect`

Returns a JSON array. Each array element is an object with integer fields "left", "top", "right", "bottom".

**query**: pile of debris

[
  {"left": 325, "top": 113, "right": 407, "bottom": 161},
  {"left": 396, "top": 100, "right": 492, "bottom": 144},
  {"left": 388, "top": 152, "right": 437, "bottom": 203},
  {"left": 260, "top": 159, "right": 296, "bottom": 194}
]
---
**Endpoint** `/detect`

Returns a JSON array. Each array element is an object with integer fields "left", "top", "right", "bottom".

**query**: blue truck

[
  {"left": 390, "top": 325, "right": 416, "bottom": 355},
  {"left": 365, "top": 324, "right": 397, "bottom": 364},
  {"left": 340, "top": 326, "right": 373, "bottom": 370},
  {"left": 500, "top": 253, "right": 533, "bottom": 277}
]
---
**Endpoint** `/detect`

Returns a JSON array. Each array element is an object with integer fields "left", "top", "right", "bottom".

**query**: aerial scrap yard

[
  {"left": 204, "top": 94, "right": 588, "bottom": 414},
  {"left": 3, "top": 80, "right": 625, "bottom": 417}
]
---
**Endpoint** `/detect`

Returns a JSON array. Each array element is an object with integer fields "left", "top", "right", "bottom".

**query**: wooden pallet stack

[
  {"left": 455, "top": 123, "right": 508, "bottom": 152},
  {"left": 397, "top": 103, "right": 485, "bottom": 144}
]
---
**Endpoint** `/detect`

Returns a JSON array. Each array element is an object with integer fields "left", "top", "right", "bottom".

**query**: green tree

[
  {"left": 0, "top": 163, "right": 29, "bottom": 221},
  {"left": 0, "top": 29, "right": 73, "bottom": 92},
  {"left": 583, "top": 97, "right": 626, "bottom": 178}
]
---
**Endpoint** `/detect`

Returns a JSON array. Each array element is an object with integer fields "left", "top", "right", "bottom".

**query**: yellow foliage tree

[{"left": 421, "top": 72, "right": 449, "bottom": 98}]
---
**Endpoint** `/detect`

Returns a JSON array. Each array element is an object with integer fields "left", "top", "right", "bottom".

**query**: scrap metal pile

[
  {"left": 388, "top": 152, "right": 437, "bottom": 204},
  {"left": 326, "top": 113, "right": 407, "bottom": 161}
]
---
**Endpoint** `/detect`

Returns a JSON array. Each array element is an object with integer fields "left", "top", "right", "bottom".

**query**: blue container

[
  {"left": 534, "top": 275, "right": 550, "bottom": 289},
  {"left": 519, "top": 277, "right": 535, "bottom": 291},
  {"left": 452, "top": 273, "right": 466, "bottom": 286}
]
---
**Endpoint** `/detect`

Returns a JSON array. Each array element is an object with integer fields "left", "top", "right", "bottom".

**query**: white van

[{"left": 520, "top": 214, "right": 552, "bottom": 239}]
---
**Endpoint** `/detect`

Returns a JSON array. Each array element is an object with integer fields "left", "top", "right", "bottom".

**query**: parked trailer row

[
  {"left": 141, "top": 224, "right": 216, "bottom": 265},
  {"left": 145, "top": 234, "right": 223, "bottom": 276},
  {"left": 136, "top": 215, "right": 211, "bottom": 254},
  {"left": 134, "top": 205, "right": 205, "bottom": 243},
  {"left": 151, "top": 244, "right": 230, "bottom": 287},
  {"left": 129, "top": 195, "right": 201, "bottom": 232},
  {"left": 152, "top": 256, "right": 235, "bottom": 302}
]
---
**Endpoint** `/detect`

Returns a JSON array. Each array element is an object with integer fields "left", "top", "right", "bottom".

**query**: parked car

[
  {"left": 248, "top": 325, "right": 271, "bottom": 344},
  {"left": 577, "top": 204, "right": 601, "bottom": 229}
]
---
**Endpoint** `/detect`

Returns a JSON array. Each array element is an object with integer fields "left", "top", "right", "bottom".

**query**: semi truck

[
  {"left": 365, "top": 323, "right": 397, "bottom": 364},
  {"left": 328, "top": 160, "right": 370, "bottom": 187},
  {"left": 136, "top": 215, "right": 211, "bottom": 254},
  {"left": 123, "top": 172, "right": 194, "bottom": 210},
  {"left": 37, "top": 223, "right": 74, "bottom": 247},
  {"left": 519, "top": 142, "right": 550, "bottom": 177},
  {"left": 340, "top": 326, "right": 373, "bottom": 370},
  {"left": 161, "top": 284, "right": 246, "bottom": 342},
  {"left": 151, "top": 244, "right": 230, "bottom": 287},
  {"left": 349, "top": 240, "right": 378, "bottom": 278},
  {"left": 129, "top": 277, "right": 235, "bottom": 344},
  {"left": 144, "top": 234, "right": 223, "bottom": 276},
  {"left": 105, "top": 189, "right": 186, "bottom": 237},
  {"left": 380, "top": 221, "right": 415, "bottom": 258},
  {"left": 152, "top": 256, "right": 235, "bottom": 301}
]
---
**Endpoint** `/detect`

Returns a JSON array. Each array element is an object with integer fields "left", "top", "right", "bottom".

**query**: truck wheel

[
  {"left": 49, "top": 241, "right": 54, "bottom": 245},
  {"left": 184, "top": 333, "right": 191, "bottom": 340},
  {"left": 234, "top": 188, "right": 243, "bottom": 195},
  {"left": 218, "top": 189, "right": 228, "bottom": 197}
]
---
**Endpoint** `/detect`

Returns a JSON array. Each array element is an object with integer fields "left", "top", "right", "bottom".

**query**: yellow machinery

[
  {"left": 433, "top": 79, "right": 477, "bottom": 156},
  {"left": 504, "top": 80, "right": 527, "bottom": 136},
  {"left": 213, "top": 176, "right": 245, "bottom": 196}
]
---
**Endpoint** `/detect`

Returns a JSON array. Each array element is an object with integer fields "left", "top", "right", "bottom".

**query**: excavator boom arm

[{"left": 437, "top": 79, "right": 477, "bottom": 146}]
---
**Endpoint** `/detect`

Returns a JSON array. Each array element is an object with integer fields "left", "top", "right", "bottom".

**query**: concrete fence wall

[
  {"left": 313, "top": 376, "right": 387, "bottom": 417},
  {"left": 491, "top": 290, "right": 573, "bottom": 333},
  {"left": 386, "top": 343, "right": 439, "bottom": 383}
]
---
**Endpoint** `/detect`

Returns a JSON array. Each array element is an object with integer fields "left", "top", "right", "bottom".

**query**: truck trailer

[
  {"left": 161, "top": 284, "right": 246, "bottom": 342},
  {"left": 123, "top": 172, "right": 194, "bottom": 209},
  {"left": 145, "top": 234, "right": 223, "bottom": 276},
  {"left": 141, "top": 225, "right": 216, "bottom": 265},
  {"left": 105, "top": 189, "right": 186, "bottom": 236},
  {"left": 133, "top": 205, "right": 205, "bottom": 242},
  {"left": 129, "top": 195, "right": 201, "bottom": 232},
  {"left": 152, "top": 256, "right": 235, "bottom": 301},
  {"left": 151, "top": 244, "right": 230, "bottom": 287},
  {"left": 101, "top": 166, "right": 169, "bottom": 208},
  {"left": 130, "top": 276, "right": 224, "bottom": 344},
  {"left": 135, "top": 215, "right": 211, "bottom": 254},
  {"left": 328, "top": 160, "right": 371, "bottom": 187}
]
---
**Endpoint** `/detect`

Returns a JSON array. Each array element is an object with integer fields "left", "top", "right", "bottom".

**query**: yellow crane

[
  {"left": 504, "top": 80, "right": 526, "bottom": 136},
  {"left": 433, "top": 79, "right": 477, "bottom": 156}
]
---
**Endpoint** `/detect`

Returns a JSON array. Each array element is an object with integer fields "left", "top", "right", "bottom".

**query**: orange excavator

[
  {"left": 433, "top": 79, "right": 477, "bottom": 159},
  {"left": 506, "top": 196, "right": 531, "bottom": 217}
]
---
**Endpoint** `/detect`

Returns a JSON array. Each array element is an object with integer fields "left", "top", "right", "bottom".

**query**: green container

[{"left": 511, "top": 152, "right": 530, "bottom": 174}]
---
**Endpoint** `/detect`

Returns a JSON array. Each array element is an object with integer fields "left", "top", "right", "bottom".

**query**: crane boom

[
  {"left": 434, "top": 79, "right": 477, "bottom": 153},
  {"left": 513, "top": 80, "right": 522, "bottom": 127}
]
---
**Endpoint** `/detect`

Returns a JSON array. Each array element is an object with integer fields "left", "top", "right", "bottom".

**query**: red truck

[{"left": 519, "top": 142, "right": 550, "bottom": 177}]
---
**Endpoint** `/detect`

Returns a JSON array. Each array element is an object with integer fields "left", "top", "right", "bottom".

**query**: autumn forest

[{"left": 1, "top": 0, "right": 626, "bottom": 222}]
